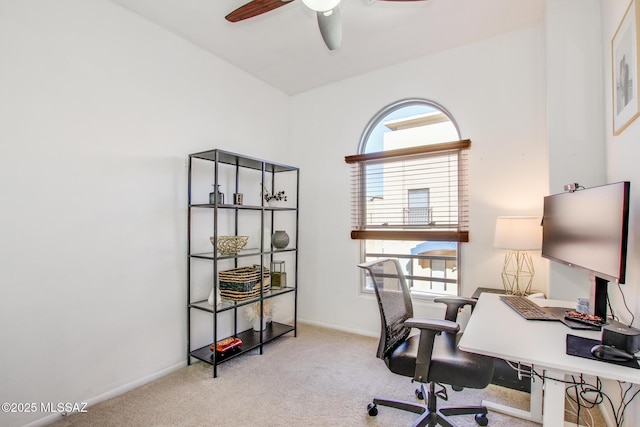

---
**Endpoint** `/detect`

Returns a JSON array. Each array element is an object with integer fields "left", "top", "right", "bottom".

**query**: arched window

[{"left": 345, "top": 99, "right": 469, "bottom": 296}]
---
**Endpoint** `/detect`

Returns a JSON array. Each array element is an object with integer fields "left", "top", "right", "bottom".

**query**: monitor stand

[{"left": 592, "top": 276, "right": 608, "bottom": 320}]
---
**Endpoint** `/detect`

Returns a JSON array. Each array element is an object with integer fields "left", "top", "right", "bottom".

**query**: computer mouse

[{"left": 590, "top": 344, "right": 635, "bottom": 362}]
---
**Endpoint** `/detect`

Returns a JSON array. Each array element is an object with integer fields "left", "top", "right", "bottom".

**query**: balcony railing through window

[{"left": 363, "top": 251, "right": 458, "bottom": 296}]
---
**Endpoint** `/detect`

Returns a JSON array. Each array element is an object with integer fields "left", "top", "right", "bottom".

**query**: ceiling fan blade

[
  {"left": 226, "top": 0, "right": 294, "bottom": 23},
  {"left": 317, "top": 8, "right": 342, "bottom": 50}
]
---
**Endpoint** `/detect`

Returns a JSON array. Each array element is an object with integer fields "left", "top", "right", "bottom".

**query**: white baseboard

[{"left": 23, "top": 360, "right": 187, "bottom": 427}]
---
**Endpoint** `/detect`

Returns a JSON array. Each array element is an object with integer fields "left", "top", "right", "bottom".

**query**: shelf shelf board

[
  {"left": 190, "top": 203, "right": 297, "bottom": 211},
  {"left": 190, "top": 248, "right": 297, "bottom": 260},
  {"left": 189, "top": 149, "right": 298, "bottom": 173},
  {"left": 189, "top": 287, "right": 297, "bottom": 313},
  {"left": 271, "top": 248, "right": 296, "bottom": 254},
  {"left": 190, "top": 249, "right": 261, "bottom": 260},
  {"left": 189, "top": 322, "right": 295, "bottom": 366}
]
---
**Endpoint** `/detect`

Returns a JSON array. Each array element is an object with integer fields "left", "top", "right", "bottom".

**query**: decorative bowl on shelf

[{"left": 211, "top": 236, "right": 249, "bottom": 255}]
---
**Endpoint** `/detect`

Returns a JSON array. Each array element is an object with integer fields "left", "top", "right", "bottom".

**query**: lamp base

[{"left": 501, "top": 250, "right": 534, "bottom": 296}]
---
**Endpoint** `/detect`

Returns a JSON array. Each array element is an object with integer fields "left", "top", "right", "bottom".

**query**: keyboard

[{"left": 499, "top": 295, "right": 558, "bottom": 320}]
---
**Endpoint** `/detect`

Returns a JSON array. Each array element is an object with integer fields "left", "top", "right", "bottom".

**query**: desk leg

[
  {"left": 481, "top": 371, "right": 543, "bottom": 423},
  {"left": 530, "top": 374, "right": 543, "bottom": 422},
  {"left": 543, "top": 368, "right": 566, "bottom": 427}
]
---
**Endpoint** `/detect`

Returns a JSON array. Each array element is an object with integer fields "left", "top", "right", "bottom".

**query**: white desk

[{"left": 459, "top": 293, "right": 640, "bottom": 426}]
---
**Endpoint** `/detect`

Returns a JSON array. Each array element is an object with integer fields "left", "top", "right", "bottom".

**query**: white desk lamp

[{"left": 493, "top": 216, "right": 542, "bottom": 295}]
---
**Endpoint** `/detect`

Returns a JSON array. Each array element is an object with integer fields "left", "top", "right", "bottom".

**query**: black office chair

[{"left": 358, "top": 258, "right": 495, "bottom": 427}]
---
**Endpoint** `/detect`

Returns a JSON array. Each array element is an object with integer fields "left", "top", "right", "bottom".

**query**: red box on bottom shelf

[{"left": 211, "top": 337, "right": 243, "bottom": 354}]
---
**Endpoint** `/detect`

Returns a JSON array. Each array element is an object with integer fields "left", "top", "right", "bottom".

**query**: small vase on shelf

[
  {"left": 253, "top": 317, "right": 269, "bottom": 331},
  {"left": 271, "top": 230, "right": 290, "bottom": 249},
  {"left": 207, "top": 288, "right": 221, "bottom": 306},
  {"left": 209, "top": 185, "right": 224, "bottom": 205},
  {"left": 217, "top": 185, "right": 224, "bottom": 204},
  {"left": 262, "top": 185, "right": 287, "bottom": 207}
]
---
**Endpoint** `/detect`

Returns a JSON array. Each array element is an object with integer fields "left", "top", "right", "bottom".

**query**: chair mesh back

[{"left": 365, "top": 259, "right": 414, "bottom": 360}]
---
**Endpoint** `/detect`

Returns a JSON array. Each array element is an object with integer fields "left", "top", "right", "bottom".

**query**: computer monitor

[{"left": 541, "top": 181, "right": 630, "bottom": 319}]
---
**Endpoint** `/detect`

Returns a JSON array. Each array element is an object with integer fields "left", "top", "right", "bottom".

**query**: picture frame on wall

[{"left": 612, "top": 0, "right": 640, "bottom": 135}]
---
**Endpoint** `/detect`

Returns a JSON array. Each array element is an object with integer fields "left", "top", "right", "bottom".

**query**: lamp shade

[
  {"left": 301, "top": 0, "right": 341, "bottom": 12},
  {"left": 493, "top": 216, "right": 542, "bottom": 250}
]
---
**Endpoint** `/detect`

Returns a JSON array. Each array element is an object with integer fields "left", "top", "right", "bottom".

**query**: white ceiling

[{"left": 109, "top": 0, "right": 545, "bottom": 95}]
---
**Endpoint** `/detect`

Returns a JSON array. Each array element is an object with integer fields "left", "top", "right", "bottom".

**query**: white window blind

[{"left": 345, "top": 140, "right": 470, "bottom": 242}]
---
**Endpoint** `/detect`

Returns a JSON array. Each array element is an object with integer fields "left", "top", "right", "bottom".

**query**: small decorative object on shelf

[
  {"left": 217, "top": 185, "right": 225, "bottom": 204},
  {"left": 207, "top": 287, "right": 221, "bottom": 306},
  {"left": 233, "top": 193, "right": 243, "bottom": 205},
  {"left": 218, "top": 265, "right": 270, "bottom": 301},
  {"left": 246, "top": 300, "right": 273, "bottom": 331},
  {"left": 209, "top": 186, "right": 216, "bottom": 204},
  {"left": 271, "top": 261, "right": 286, "bottom": 290},
  {"left": 271, "top": 230, "right": 290, "bottom": 249},
  {"left": 209, "top": 185, "right": 225, "bottom": 204},
  {"left": 212, "top": 235, "right": 249, "bottom": 255},
  {"left": 209, "top": 185, "right": 224, "bottom": 205},
  {"left": 211, "top": 337, "right": 243, "bottom": 354},
  {"left": 262, "top": 184, "right": 287, "bottom": 206}
]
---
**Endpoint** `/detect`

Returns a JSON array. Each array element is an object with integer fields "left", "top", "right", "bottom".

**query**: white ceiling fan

[{"left": 225, "top": 0, "right": 429, "bottom": 51}]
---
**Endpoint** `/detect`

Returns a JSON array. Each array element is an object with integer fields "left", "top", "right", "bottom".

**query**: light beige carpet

[{"left": 52, "top": 323, "right": 604, "bottom": 426}]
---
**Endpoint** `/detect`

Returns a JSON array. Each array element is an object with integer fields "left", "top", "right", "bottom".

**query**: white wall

[
  {"left": 545, "top": 0, "right": 608, "bottom": 302},
  {"left": 0, "top": 1, "right": 289, "bottom": 426},
  {"left": 600, "top": 1, "right": 640, "bottom": 424},
  {"left": 290, "top": 26, "right": 548, "bottom": 335},
  {"left": 601, "top": 0, "right": 640, "bottom": 331}
]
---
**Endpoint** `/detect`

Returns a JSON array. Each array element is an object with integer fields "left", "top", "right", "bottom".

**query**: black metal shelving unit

[{"left": 187, "top": 149, "right": 299, "bottom": 377}]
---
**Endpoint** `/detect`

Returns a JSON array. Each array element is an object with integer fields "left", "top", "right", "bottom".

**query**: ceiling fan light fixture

[{"left": 301, "top": 0, "right": 341, "bottom": 12}]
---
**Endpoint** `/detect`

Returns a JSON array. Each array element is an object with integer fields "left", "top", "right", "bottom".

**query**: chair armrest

[
  {"left": 434, "top": 296, "right": 478, "bottom": 322},
  {"left": 404, "top": 317, "right": 461, "bottom": 384},
  {"left": 405, "top": 317, "right": 460, "bottom": 335}
]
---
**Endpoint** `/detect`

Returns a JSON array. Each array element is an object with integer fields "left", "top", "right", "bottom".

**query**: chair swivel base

[{"left": 366, "top": 384, "right": 489, "bottom": 427}]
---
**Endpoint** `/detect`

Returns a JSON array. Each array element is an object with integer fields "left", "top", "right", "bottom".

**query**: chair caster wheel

[
  {"left": 474, "top": 413, "right": 489, "bottom": 426},
  {"left": 415, "top": 388, "right": 424, "bottom": 400},
  {"left": 367, "top": 403, "right": 378, "bottom": 416}
]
